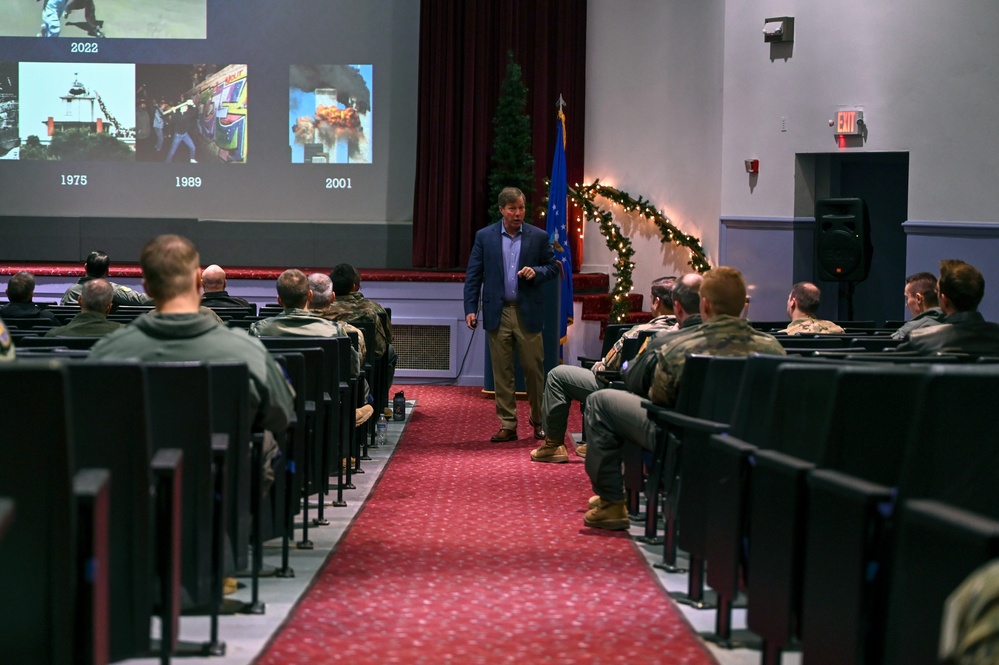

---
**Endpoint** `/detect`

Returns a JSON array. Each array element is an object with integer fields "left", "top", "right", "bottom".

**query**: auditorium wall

[{"left": 585, "top": 1, "right": 999, "bottom": 322}]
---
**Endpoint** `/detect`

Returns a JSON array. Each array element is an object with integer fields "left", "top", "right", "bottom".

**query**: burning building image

[{"left": 289, "top": 64, "right": 371, "bottom": 164}]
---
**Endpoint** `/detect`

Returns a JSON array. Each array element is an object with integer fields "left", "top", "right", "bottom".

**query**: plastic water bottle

[{"left": 375, "top": 414, "right": 388, "bottom": 447}]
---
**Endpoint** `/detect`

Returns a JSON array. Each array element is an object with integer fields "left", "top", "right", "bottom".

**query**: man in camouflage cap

[
  {"left": 777, "top": 281, "right": 844, "bottom": 335},
  {"left": 582, "top": 266, "right": 785, "bottom": 530},
  {"left": 325, "top": 263, "right": 397, "bottom": 386}
]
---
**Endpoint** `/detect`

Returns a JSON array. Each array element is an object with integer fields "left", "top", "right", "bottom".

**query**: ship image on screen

[
  {"left": 18, "top": 61, "right": 136, "bottom": 161},
  {"left": 2, "top": 0, "right": 208, "bottom": 39},
  {"left": 135, "top": 64, "right": 247, "bottom": 164},
  {"left": 290, "top": 64, "right": 372, "bottom": 165},
  {"left": 0, "top": 62, "right": 17, "bottom": 160}
]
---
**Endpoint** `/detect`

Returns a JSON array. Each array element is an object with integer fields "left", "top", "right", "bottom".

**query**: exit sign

[{"left": 835, "top": 109, "right": 864, "bottom": 136}]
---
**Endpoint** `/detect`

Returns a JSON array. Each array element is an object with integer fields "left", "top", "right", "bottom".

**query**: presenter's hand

[
  {"left": 517, "top": 266, "right": 536, "bottom": 280},
  {"left": 465, "top": 313, "right": 478, "bottom": 330}
]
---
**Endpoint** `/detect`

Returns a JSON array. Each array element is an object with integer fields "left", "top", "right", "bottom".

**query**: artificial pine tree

[{"left": 486, "top": 51, "right": 534, "bottom": 224}]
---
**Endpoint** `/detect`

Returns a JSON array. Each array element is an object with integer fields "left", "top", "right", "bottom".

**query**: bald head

[
  {"left": 672, "top": 273, "right": 704, "bottom": 322},
  {"left": 202, "top": 264, "right": 227, "bottom": 292}
]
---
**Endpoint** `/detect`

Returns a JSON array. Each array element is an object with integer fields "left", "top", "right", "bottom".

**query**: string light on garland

[{"left": 543, "top": 178, "right": 711, "bottom": 323}]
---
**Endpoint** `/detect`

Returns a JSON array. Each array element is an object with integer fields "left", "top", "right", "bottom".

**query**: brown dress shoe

[
  {"left": 490, "top": 427, "right": 518, "bottom": 442},
  {"left": 530, "top": 419, "right": 546, "bottom": 440}
]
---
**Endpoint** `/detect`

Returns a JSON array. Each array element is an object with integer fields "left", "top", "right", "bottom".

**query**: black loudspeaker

[{"left": 814, "top": 197, "right": 873, "bottom": 282}]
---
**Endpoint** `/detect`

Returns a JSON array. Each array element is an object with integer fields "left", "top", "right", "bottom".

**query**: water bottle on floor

[
  {"left": 393, "top": 391, "right": 407, "bottom": 421},
  {"left": 375, "top": 413, "right": 388, "bottom": 447}
]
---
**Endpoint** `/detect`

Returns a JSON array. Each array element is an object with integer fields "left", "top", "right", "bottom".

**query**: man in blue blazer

[{"left": 464, "top": 187, "right": 560, "bottom": 442}]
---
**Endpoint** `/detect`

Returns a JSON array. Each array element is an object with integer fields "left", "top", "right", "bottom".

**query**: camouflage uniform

[
  {"left": 61, "top": 276, "right": 153, "bottom": 306},
  {"left": 586, "top": 315, "right": 784, "bottom": 502},
  {"left": 940, "top": 559, "right": 999, "bottom": 665},
  {"left": 317, "top": 292, "right": 391, "bottom": 357},
  {"left": 0, "top": 318, "right": 14, "bottom": 362},
  {"left": 650, "top": 315, "right": 786, "bottom": 407},
  {"left": 248, "top": 307, "right": 361, "bottom": 377},
  {"left": 778, "top": 317, "right": 844, "bottom": 335},
  {"left": 591, "top": 314, "right": 677, "bottom": 373},
  {"left": 541, "top": 314, "right": 682, "bottom": 443}
]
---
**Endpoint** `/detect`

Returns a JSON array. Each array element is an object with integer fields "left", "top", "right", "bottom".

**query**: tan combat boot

[{"left": 530, "top": 438, "right": 569, "bottom": 463}]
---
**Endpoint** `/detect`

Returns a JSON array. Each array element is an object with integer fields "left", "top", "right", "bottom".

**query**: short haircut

[
  {"left": 906, "top": 271, "right": 939, "bottom": 307},
  {"left": 498, "top": 187, "right": 525, "bottom": 208},
  {"left": 672, "top": 273, "right": 703, "bottom": 315},
  {"left": 330, "top": 263, "right": 360, "bottom": 297},
  {"left": 308, "top": 273, "right": 334, "bottom": 308},
  {"left": 139, "top": 235, "right": 200, "bottom": 301},
  {"left": 651, "top": 276, "right": 677, "bottom": 311},
  {"left": 85, "top": 251, "right": 111, "bottom": 278},
  {"left": 80, "top": 278, "right": 114, "bottom": 313},
  {"left": 939, "top": 259, "right": 985, "bottom": 312},
  {"left": 6, "top": 271, "right": 35, "bottom": 303},
  {"left": 277, "top": 269, "right": 310, "bottom": 309},
  {"left": 790, "top": 282, "right": 822, "bottom": 315},
  {"left": 700, "top": 266, "right": 747, "bottom": 317}
]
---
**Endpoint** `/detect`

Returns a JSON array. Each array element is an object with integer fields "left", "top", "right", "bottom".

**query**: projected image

[
  {"left": 135, "top": 64, "right": 247, "bottom": 164},
  {"left": 290, "top": 65, "right": 372, "bottom": 164},
  {"left": 0, "top": 63, "right": 17, "bottom": 160},
  {"left": 18, "top": 62, "right": 136, "bottom": 161},
  {"left": 3, "top": 0, "right": 207, "bottom": 39}
]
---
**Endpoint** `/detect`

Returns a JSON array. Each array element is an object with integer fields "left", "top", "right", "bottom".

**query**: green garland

[{"left": 551, "top": 179, "right": 711, "bottom": 323}]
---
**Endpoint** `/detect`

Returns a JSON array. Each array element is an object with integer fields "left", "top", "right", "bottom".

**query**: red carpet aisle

[{"left": 257, "top": 385, "right": 717, "bottom": 665}]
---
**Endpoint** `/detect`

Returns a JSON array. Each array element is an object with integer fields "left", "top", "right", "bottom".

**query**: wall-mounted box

[{"left": 763, "top": 17, "right": 794, "bottom": 43}]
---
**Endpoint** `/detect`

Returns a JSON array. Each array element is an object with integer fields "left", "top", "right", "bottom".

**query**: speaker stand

[{"left": 840, "top": 281, "right": 857, "bottom": 321}]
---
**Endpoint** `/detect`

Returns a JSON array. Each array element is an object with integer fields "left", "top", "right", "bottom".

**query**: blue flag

[{"left": 546, "top": 106, "right": 573, "bottom": 350}]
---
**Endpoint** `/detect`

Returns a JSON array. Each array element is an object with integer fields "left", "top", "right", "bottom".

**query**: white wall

[
  {"left": 584, "top": 0, "right": 726, "bottom": 294},
  {"left": 586, "top": 1, "right": 999, "bottom": 320},
  {"left": 720, "top": 1, "right": 999, "bottom": 220}
]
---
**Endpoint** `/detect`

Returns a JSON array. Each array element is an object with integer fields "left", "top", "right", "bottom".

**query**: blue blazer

[{"left": 463, "top": 221, "right": 559, "bottom": 333}]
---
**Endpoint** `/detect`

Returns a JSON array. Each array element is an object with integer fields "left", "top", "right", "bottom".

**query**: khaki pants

[{"left": 486, "top": 303, "right": 545, "bottom": 430}]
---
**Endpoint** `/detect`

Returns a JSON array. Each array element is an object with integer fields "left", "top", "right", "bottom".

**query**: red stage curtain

[{"left": 412, "top": 0, "right": 587, "bottom": 270}]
